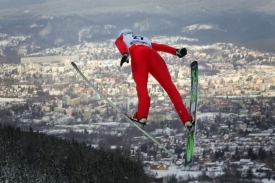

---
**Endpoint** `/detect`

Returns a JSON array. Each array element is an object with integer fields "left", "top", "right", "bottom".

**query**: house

[
  {"left": 157, "top": 164, "right": 169, "bottom": 170},
  {"left": 150, "top": 163, "right": 169, "bottom": 170},
  {"left": 239, "top": 159, "right": 251, "bottom": 165}
]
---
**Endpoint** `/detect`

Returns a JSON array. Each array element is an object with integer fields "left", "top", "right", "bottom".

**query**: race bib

[{"left": 123, "top": 34, "right": 152, "bottom": 49}]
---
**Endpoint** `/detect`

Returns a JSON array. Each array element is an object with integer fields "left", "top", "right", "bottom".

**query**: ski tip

[
  {"left": 191, "top": 61, "right": 198, "bottom": 68},
  {"left": 71, "top": 62, "right": 77, "bottom": 68}
]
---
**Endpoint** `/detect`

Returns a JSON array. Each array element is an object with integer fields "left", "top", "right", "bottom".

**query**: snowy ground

[
  {"left": 149, "top": 165, "right": 224, "bottom": 180},
  {"left": 261, "top": 179, "right": 275, "bottom": 183},
  {"left": 149, "top": 166, "right": 274, "bottom": 182},
  {"left": 0, "top": 98, "right": 26, "bottom": 103}
]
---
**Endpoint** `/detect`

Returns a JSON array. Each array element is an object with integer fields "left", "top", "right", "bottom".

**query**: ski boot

[
  {"left": 125, "top": 113, "right": 147, "bottom": 129},
  {"left": 184, "top": 115, "right": 195, "bottom": 133}
]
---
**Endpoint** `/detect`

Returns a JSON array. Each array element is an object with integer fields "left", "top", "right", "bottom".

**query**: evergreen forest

[{"left": 0, "top": 125, "right": 149, "bottom": 183}]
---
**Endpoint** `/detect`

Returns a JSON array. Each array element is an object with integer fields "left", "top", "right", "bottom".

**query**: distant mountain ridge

[
  {"left": 0, "top": 0, "right": 274, "bottom": 18},
  {"left": 0, "top": 0, "right": 275, "bottom": 56}
]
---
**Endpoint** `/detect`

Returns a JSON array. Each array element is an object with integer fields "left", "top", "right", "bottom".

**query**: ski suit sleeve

[
  {"left": 115, "top": 36, "right": 128, "bottom": 55},
  {"left": 151, "top": 42, "right": 177, "bottom": 55}
]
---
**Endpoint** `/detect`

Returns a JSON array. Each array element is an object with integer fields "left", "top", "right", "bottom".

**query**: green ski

[
  {"left": 185, "top": 61, "right": 199, "bottom": 166},
  {"left": 71, "top": 62, "right": 173, "bottom": 157}
]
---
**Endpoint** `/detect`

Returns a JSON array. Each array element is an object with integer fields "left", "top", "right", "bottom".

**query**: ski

[
  {"left": 185, "top": 61, "right": 199, "bottom": 166},
  {"left": 71, "top": 62, "right": 173, "bottom": 156}
]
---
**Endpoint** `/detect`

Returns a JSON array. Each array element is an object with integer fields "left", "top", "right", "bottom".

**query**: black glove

[
  {"left": 120, "top": 53, "right": 129, "bottom": 67},
  {"left": 176, "top": 48, "right": 187, "bottom": 58}
]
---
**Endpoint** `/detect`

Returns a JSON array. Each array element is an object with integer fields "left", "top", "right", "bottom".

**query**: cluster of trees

[
  {"left": 208, "top": 145, "right": 274, "bottom": 165},
  {"left": 0, "top": 125, "right": 150, "bottom": 183}
]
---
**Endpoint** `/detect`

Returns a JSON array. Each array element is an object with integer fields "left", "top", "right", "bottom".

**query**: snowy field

[
  {"left": 0, "top": 98, "right": 26, "bottom": 107},
  {"left": 0, "top": 98, "right": 26, "bottom": 103},
  {"left": 150, "top": 166, "right": 274, "bottom": 183},
  {"left": 149, "top": 165, "right": 224, "bottom": 180},
  {"left": 261, "top": 179, "right": 275, "bottom": 183},
  {"left": 196, "top": 112, "right": 236, "bottom": 119}
]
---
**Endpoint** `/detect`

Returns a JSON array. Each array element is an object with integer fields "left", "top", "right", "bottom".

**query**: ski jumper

[{"left": 115, "top": 34, "right": 192, "bottom": 124}]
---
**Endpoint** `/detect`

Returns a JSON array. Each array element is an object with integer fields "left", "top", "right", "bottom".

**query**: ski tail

[{"left": 185, "top": 61, "right": 198, "bottom": 166}]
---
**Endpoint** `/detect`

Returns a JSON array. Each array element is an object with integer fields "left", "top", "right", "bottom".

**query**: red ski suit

[{"left": 115, "top": 34, "right": 192, "bottom": 125}]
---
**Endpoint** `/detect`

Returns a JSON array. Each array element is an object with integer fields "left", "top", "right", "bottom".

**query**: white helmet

[{"left": 119, "top": 29, "right": 134, "bottom": 36}]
